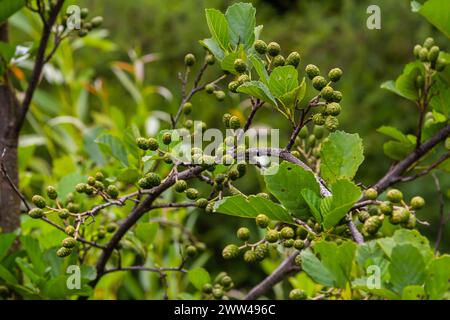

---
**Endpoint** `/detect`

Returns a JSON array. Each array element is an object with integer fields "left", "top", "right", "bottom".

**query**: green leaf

[
  {"left": 377, "top": 229, "right": 433, "bottom": 262},
  {"left": 0, "top": 0, "right": 25, "bottom": 24},
  {"left": 425, "top": 255, "right": 450, "bottom": 299},
  {"left": 0, "top": 233, "right": 16, "bottom": 261},
  {"left": 301, "top": 189, "right": 322, "bottom": 222},
  {"left": 220, "top": 47, "right": 246, "bottom": 75},
  {"left": 402, "top": 285, "right": 425, "bottom": 300},
  {"left": 199, "top": 38, "right": 225, "bottom": 61},
  {"left": 279, "top": 78, "right": 307, "bottom": 108},
  {"left": 320, "top": 131, "right": 364, "bottom": 184},
  {"left": 214, "top": 194, "right": 293, "bottom": 223},
  {"left": 313, "top": 241, "right": 357, "bottom": 288},
  {"left": 57, "top": 172, "right": 87, "bottom": 202},
  {"left": 225, "top": 3, "right": 256, "bottom": 50},
  {"left": 0, "top": 264, "right": 18, "bottom": 285},
  {"left": 135, "top": 222, "right": 159, "bottom": 248},
  {"left": 377, "top": 126, "right": 410, "bottom": 143},
  {"left": 268, "top": 66, "right": 298, "bottom": 98},
  {"left": 20, "top": 236, "right": 46, "bottom": 276},
  {"left": 300, "top": 249, "right": 335, "bottom": 287},
  {"left": 381, "top": 62, "right": 423, "bottom": 101},
  {"left": 430, "top": 78, "right": 450, "bottom": 118},
  {"left": 389, "top": 244, "right": 426, "bottom": 294},
  {"left": 205, "top": 9, "right": 230, "bottom": 50},
  {"left": 383, "top": 140, "right": 415, "bottom": 161},
  {"left": 419, "top": 0, "right": 450, "bottom": 38},
  {"left": 250, "top": 55, "right": 269, "bottom": 84},
  {"left": 320, "top": 179, "right": 362, "bottom": 229},
  {"left": 95, "top": 133, "right": 129, "bottom": 167},
  {"left": 264, "top": 162, "right": 320, "bottom": 219},
  {"left": 188, "top": 267, "right": 211, "bottom": 291},
  {"left": 237, "top": 80, "right": 277, "bottom": 106}
]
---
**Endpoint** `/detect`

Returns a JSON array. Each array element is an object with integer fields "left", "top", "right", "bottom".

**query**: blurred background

[{"left": 7, "top": 0, "right": 449, "bottom": 298}]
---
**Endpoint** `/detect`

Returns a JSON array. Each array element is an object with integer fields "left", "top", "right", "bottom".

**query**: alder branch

[
  {"left": 16, "top": 0, "right": 65, "bottom": 131},
  {"left": 399, "top": 152, "right": 450, "bottom": 182}
]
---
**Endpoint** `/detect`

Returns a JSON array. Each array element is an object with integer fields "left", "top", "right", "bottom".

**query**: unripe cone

[
  {"left": 254, "top": 244, "right": 269, "bottom": 261},
  {"left": 325, "top": 102, "right": 341, "bottom": 116},
  {"left": 423, "top": 37, "right": 435, "bottom": 49},
  {"left": 428, "top": 46, "right": 440, "bottom": 62},
  {"left": 29, "top": 208, "right": 44, "bottom": 219},
  {"left": 410, "top": 196, "right": 425, "bottom": 210},
  {"left": 32, "top": 195, "right": 46, "bottom": 209},
  {"left": 272, "top": 55, "right": 285, "bottom": 67},
  {"left": 106, "top": 185, "right": 119, "bottom": 199},
  {"left": 265, "top": 229, "right": 279, "bottom": 243},
  {"left": 186, "top": 188, "right": 199, "bottom": 200},
  {"left": 196, "top": 198, "right": 209, "bottom": 209},
  {"left": 236, "top": 227, "right": 250, "bottom": 241},
  {"left": 234, "top": 59, "right": 246, "bottom": 73},
  {"left": 387, "top": 189, "right": 403, "bottom": 203},
  {"left": 222, "top": 244, "right": 240, "bottom": 259},
  {"left": 321, "top": 86, "right": 334, "bottom": 101},
  {"left": 62, "top": 237, "right": 77, "bottom": 248},
  {"left": 255, "top": 214, "right": 270, "bottom": 228},
  {"left": 59, "top": 209, "right": 70, "bottom": 219},
  {"left": 267, "top": 42, "right": 281, "bottom": 57},
  {"left": 205, "top": 83, "right": 215, "bottom": 94},
  {"left": 312, "top": 76, "right": 327, "bottom": 91},
  {"left": 215, "top": 90, "right": 226, "bottom": 101},
  {"left": 57, "top": 247, "right": 72, "bottom": 258},
  {"left": 243, "top": 250, "right": 257, "bottom": 263},
  {"left": 280, "top": 226, "right": 295, "bottom": 239},
  {"left": 183, "top": 102, "right": 192, "bottom": 115},
  {"left": 364, "top": 188, "right": 378, "bottom": 200},
  {"left": 294, "top": 239, "right": 305, "bottom": 250},
  {"left": 254, "top": 40, "right": 268, "bottom": 54},
  {"left": 325, "top": 116, "right": 339, "bottom": 132},
  {"left": 148, "top": 138, "right": 159, "bottom": 151},
  {"left": 305, "top": 64, "right": 320, "bottom": 80},
  {"left": 46, "top": 186, "right": 58, "bottom": 200},
  {"left": 91, "top": 16, "right": 103, "bottom": 28},
  {"left": 419, "top": 48, "right": 429, "bottom": 62},
  {"left": 331, "top": 90, "right": 343, "bottom": 103},
  {"left": 136, "top": 137, "right": 149, "bottom": 150},
  {"left": 229, "top": 116, "right": 241, "bottom": 129},
  {"left": 358, "top": 211, "right": 370, "bottom": 223},
  {"left": 379, "top": 201, "right": 393, "bottom": 215},
  {"left": 184, "top": 53, "right": 196, "bottom": 66},
  {"left": 312, "top": 113, "right": 325, "bottom": 126},
  {"left": 289, "top": 289, "right": 307, "bottom": 300},
  {"left": 286, "top": 52, "right": 301, "bottom": 68},
  {"left": 364, "top": 216, "right": 382, "bottom": 234},
  {"left": 65, "top": 225, "right": 76, "bottom": 236},
  {"left": 174, "top": 180, "right": 188, "bottom": 193},
  {"left": 186, "top": 245, "right": 198, "bottom": 257},
  {"left": 328, "top": 68, "right": 343, "bottom": 82}
]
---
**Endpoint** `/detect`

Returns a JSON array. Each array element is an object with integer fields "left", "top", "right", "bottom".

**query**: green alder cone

[
  {"left": 183, "top": 102, "right": 193, "bottom": 115},
  {"left": 419, "top": 48, "right": 429, "bottom": 62},
  {"left": 299, "top": 126, "right": 309, "bottom": 138},
  {"left": 186, "top": 188, "right": 199, "bottom": 200},
  {"left": 29, "top": 208, "right": 44, "bottom": 219},
  {"left": 229, "top": 116, "right": 241, "bottom": 129},
  {"left": 76, "top": 183, "right": 87, "bottom": 193},
  {"left": 305, "top": 64, "right": 320, "bottom": 80},
  {"left": 32, "top": 195, "right": 46, "bottom": 209},
  {"left": 205, "top": 83, "right": 215, "bottom": 94},
  {"left": 254, "top": 244, "right": 269, "bottom": 260},
  {"left": 413, "top": 44, "right": 422, "bottom": 58},
  {"left": 312, "top": 76, "right": 327, "bottom": 91},
  {"left": 364, "top": 188, "right": 378, "bottom": 200},
  {"left": 265, "top": 229, "right": 279, "bottom": 243},
  {"left": 410, "top": 196, "right": 425, "bottom": 210},
  {"left": 215, "top": 90, "right": 226, "bottom": 101},
  {"left": 195, "top": 198, "right": 209, "bottom": 209},
  {"left": 255, "top": 214, "right": 270, "bottom": 228},
  {"left": 243, "top": 250, "right": 257, "bottom": 263},
  {"left": 186, "top": 245, "right": 198, "bottom": 257},
  {"left": 106, "top": 185, "right": 119, "bottom": 199},
  {"left": 58, "top": 209, "right": 70, "bottom": 219},
  {"left": 80, "top": 8, "right": 89, "bottom": 19},
  {"left": 202, "top": 283, "right": 213, "bottom": 294},
  {"left": 272, "top": 55, "right": 285, "bottom": 67},
  {"left": 313, "top": 125, "right": 325, "bottom": 139},
  {"left": 286, "top": 52, "right": 301, "bottom": 68},
  {"left": 328, "top": 68, "right": 343, "bottom": 82},
  {"left": 404, "top": 214, "right": 417, "bottom": 229},
  {"left": 294, "top": 254, "right": 302, "bottom": 266},
  {"left": 321, "top": 86, "right": 334, "bottom": 101},
  {"left": 387, "top": 189, "right": 403, "bottom": 203},
  {"left": 289, "top": 289, "right": 307, "bottom": 300},
  {"left": 237, "top": 74, "right": 250, "bottom": 85},
  {"left": 254, "top": 40, "right": 267, "bottom": 54},
  {"left": 364, "top": 216, "right": 382, "bottom": 234},
  {"left": 331, "top": 90, "right": 343, "bottom": 102},
  {"left": 222, "top": 244, "right": 240, "bottom": 259},
  {"left": 325, "top": 102, "right": 341, "bottom": 116},
  {"left": 46, "top": 186, "right": 58, "bottom": 199},
  {"left": 206, "top": 54, "right": 215, "bottom": 65},
  {"left": 62, "top": 237, "right": 77, "bottom": 248},
  {"left": 423, "top": 37, "right": 434, "bottom": 49},
  {"left": 283, "top": 239, "right": 294, "bottom": 248},
  {"left": 174, "top": 180, "right": 188, "bottom": 193},
  {"left": 56, "top": 247, "right": 72, "bottom": 258},
  {"left": 358, "top": 210, "right": 370, "bottom": 223},
  {"left": 236, "top": 227, "right": 250, "bottom": 241},
  {"left": 428, "top": 46, "right": 440, "bottom": 62},
  {"left": 136, "top": 137, "right": 149, "bottom": 150},
  {"left": 267, "top": 42, "right": 281, "bottom": 57},
  {"left": 65, "top": 225, "right": 75, "bottom": 236},
  {"left": 312, "top": 113, "right": 326, "bottom": 126},
  {"left": 325, "top": 116, "right": 339, "bottom": 132},
  {"left": 184, "top": 53, "right": 196, "bottom": 66},
  {"left": 293, "top": 239, "right": 305, "bottom": 250},
  {"left": 147, "top": 138, "right": 159, "bottom": 151},
  {"left": 162, "top": 132, "right": 172, "bottom": 145},
  {"left": 379, "top": 201, "right": 393, "bottom": 215},
  {"left": 228, "top": 80, "right": 240, "bottom": 93},
  {"left": 280, "top": 226, "right": 295, "bottom": 239},
  {"left": 234, "top": 59, "right": 247, "bottom": 73}
]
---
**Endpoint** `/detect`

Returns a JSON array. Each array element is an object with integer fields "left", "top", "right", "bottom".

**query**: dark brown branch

[
  {"left": 373, "top": 123, "right": 450, "bottom": 193},
  {"left": 399, "top": 152, "right": 450, "bottom": 182},
  {"left": 103, "top": 265, "right": 187, "bottom": 276},
  {"left": 16, "top": 0, "right": 65, "bottom": 130}
]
